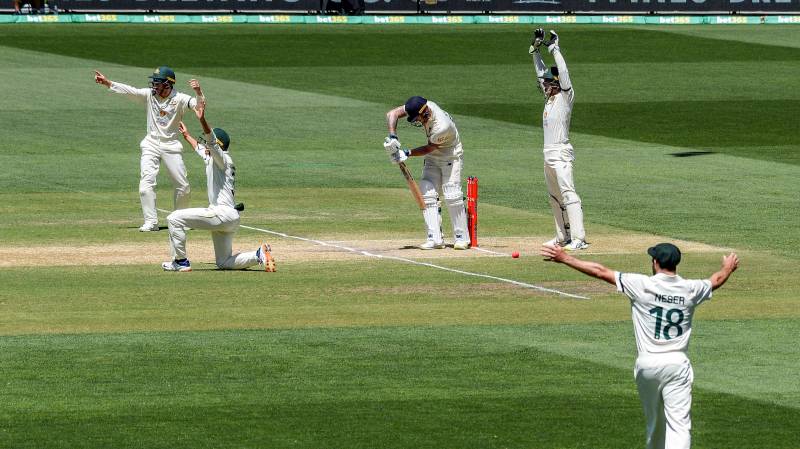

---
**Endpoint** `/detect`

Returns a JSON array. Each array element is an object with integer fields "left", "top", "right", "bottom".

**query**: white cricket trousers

[
  {"left": 419, "top": 157, "right": 469, "bottom": 244},
  {"left": 167, "top": 206, "right": 259, "bottom": 270},
  {"left": 140, "top": 137, "right": 191, "bottom": 225},
  {"left": 635, "top": 353, "right": 694, "bottom": 449},
  {"left": 543, "top": 144, "right": 585, "bottom": 242}
]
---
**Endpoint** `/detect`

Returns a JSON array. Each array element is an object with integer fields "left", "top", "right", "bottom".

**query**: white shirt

[
  {"left": 615, "top": 271, "right": 713, "bottom": 357},
  {"left": 109, "top": 81, "right": 197, "bottom": 142},
  {"left": 534, "top": 47, "right": 574, "bottom": 148},
  {"left": 422, "top": 101, "right": 463, "bottom": 162},
  {"left": 195, "top": 132, "right": 236, "bottom": 210}
]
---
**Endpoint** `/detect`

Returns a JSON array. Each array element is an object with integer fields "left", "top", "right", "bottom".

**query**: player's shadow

[
  {"left": 399, "top": 244, "right": 455, "bottom": 250},
  {"left": 125, "top": 226, "right": 168, "bottom": 231},
  {"left": 668, "top": 151, "right": 716, "bottom": 158}
]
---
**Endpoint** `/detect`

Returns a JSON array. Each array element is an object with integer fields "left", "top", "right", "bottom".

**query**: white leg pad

[
  {"left": 565, "top": 203, "right": 585, "bottom": 241},
  {"left": 443, "top": 182, "right": 469, "bottom": 243},
  {"left": 419, "top": 178, "right": 442, "bottom": 244},
  {"left": 548, "top": 195, "right": 570, "bottom": 243}
]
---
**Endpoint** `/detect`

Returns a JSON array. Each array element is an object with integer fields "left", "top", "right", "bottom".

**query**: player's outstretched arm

[
  {"left": 178, "top": 121, "right": 199, "bottom": 150},
  {"left": 194, "top": 100, "right": 213, "bottom": 135},
  {"left": 547, "top": 31, "right": 572, "bottom": 92},
  {"left": 529, "top": 29, "right": 548, "bottom": 97},
  {"left": 541, "top": 244, "right": 616, "bottom": 285},
  {"left": 710, "top": 252, "right": 739, "bottom": 290},
  {"left": 97, "top": 71, "right": 149, "bottom": 100},
  {"left": 93, "top": 70, "right": 112, "bottom": 88},
  {"left": 188, "top": 78, "right": 205, "bottom": 110}
]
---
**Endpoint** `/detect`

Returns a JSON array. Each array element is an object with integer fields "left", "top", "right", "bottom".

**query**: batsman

[
  {"left": 384, "top": 96, "right": 470, "bottom": 250},
  {"left": 530, "top": 29, "right": 589, "bottom": 251}
]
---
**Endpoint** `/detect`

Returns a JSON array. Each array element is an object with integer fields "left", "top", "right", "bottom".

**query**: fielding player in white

[
  {"left": 384, "top": 96, "right": 470, "bottom": 250},
  {"left": 530, "top": 29, "right": 589, "bottom": 250},
  {"left": 94, "top": 67, "right": 202, "bottom": 232},
  {"left": 162, "top": 89, "right": 276, "bottom": 273},
  {"left": 541, "top": 242, "right": 739, "bottom": 449}
]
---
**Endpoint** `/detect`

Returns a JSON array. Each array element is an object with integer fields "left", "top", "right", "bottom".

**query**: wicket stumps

[{"left": 467, "top": 176, "right": 478, "bottom": 247}]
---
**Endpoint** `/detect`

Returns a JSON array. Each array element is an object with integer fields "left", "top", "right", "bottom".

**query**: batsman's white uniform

[
  {"left": 533, "top": 46, "right": 586, "bottom": 244},
  {"left": 418, "top": 101, "right": 469, "bottom": 246},
  {"left": 614, "top": 271, "right": 714, "bottom": 449},
  {"left": 108, "top": 82, "right": 199, "bottom": 227},
  {"left": 166, "top": 132, "right": 259, "bottom": 270}
]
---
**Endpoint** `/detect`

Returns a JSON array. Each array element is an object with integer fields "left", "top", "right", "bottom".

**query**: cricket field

[{"left": 0, "top": 24, "right": 798, "bottom": 448}]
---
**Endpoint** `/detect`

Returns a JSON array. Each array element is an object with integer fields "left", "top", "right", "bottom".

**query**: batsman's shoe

[
  {"left": 162, "top": 259, "right": 192, "bottom": 272},
  {"left": 565, "top": 239, "right": 590, "bottom": 251},
  {"left": 453, "top": 240, "right": 470, "bottom": 250},
  {"left": 419, "top": 240, "right": 445, "bottom": 250},
  {"left": 139, "top": 222, "right": 160, "bottom": 232},
  {"left": 257, "top": 243, "right": 276, "bottom": 272},
  {"left": 544, "top": 237, "right": 569, "bottom": 247}
]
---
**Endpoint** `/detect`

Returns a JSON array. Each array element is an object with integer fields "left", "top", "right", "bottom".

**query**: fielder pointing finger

[
  {"left": 541, "top": 242, "right": 739, "bottom": 449},
  {"left": 163, "top": 87, "right": 275, "bottom": 273},
  {"left": 385, "top": 97, "right": 470, "bottom": 250},
  {"left": 94, "top": 67, "right": 202, "bottom": 232},
  {"left": 530, "top": 29, "right": 589, "bottom": 250}
]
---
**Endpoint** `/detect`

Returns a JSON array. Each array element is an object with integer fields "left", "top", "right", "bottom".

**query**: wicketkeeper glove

[
  {"left": 546, "top": 30, "right": 559, "bottom": 53},
  {"left": 529, "top": 28, "right": 545, "bottom": 54}
]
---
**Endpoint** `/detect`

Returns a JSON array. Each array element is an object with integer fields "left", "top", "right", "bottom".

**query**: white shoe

[
  {"left": 257, "top": 243, "right": 276, "bottom": 272},
  {"left": 162, "top": 259, "right": 192, "bottom": 272},
  {"left": 565, "top": 239, "right": 590, "bottom": 251},
  {"left": 139, "top": 222, "right": 159, "bottom": 232},
  {"left": 419, "top": 240, "right": 445, "bottom": 250},
  {"left": 544, "top": 237, "right": 569, "bottom": 247},
  {"left": 453, "top": 240, "right": 470, "bottom": 250}
]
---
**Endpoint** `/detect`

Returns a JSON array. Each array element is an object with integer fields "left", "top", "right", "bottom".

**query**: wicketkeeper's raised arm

[
  {"left": 547, "top": 31, "right": 572, "bottom": 92},
  {"left": 529, "top": 29, "right": 548, "bottom": 96}
]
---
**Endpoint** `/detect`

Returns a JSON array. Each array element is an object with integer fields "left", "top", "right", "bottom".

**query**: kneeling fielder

[{"left": 162, "top": 96, "right": 275, "bottom": 272}]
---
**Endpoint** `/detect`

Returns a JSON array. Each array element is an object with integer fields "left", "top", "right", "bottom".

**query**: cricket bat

[{"left": 398, "top": 162, "right": 425, "bottom": 210}]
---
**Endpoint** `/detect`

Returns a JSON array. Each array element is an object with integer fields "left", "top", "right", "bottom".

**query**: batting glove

[
  {"left": 546, "top": 30, "right": 559, "bottom": 52},
  {"left": 391, "top": 148, "right": 409, "bottom": 165},
  {"left": 384, "top": 135, "right": 402, "bottom": 154}
]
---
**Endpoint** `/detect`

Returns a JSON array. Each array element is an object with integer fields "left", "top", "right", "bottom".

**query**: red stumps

[{"left": 467, "top": 176, "right": 478, "bottom": 248}]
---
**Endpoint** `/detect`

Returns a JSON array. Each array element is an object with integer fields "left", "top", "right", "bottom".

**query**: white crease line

[
  {"left": 233, "top": 222, "right": 589, "bottom": 300},
  {"left": 471, "top": 246, "right": 510, "bottom": 257}
]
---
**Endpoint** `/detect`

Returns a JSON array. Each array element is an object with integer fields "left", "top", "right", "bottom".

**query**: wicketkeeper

[
  {"left": 530, "top": 29, "right": 589, "bottom": 250},
  {"left": 94, "top": 66, "right": 201, "bottom": 232},
  {"left": 384, "top": 96, "right": 470, "bottom": 250}
]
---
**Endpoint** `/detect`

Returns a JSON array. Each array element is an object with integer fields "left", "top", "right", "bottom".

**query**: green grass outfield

[{"left": 0, "top": 25, "right": 798, "bottom": 448}]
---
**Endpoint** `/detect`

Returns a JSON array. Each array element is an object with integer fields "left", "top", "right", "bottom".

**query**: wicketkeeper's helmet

[
  {"left": 539, "top": 66, "right": 560, "bottom": 88},
  {"left": 213, "top": 128, "right": 230, "bottom": 151}
]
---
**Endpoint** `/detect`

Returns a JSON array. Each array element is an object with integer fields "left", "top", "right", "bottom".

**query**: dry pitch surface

[{"left": 0, "top": 233, "right": 730, "bottom": 268}]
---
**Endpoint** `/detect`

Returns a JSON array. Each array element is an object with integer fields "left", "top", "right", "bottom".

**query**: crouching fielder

[
  {"left": 162, "top": 97, "right": 275, "bottom": 272},
  {"left": 384, "top": 96, "right": 470, "bottom": 250},
  {"left": 530, "top": 29, "right": 588, "bottom": 250}
]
